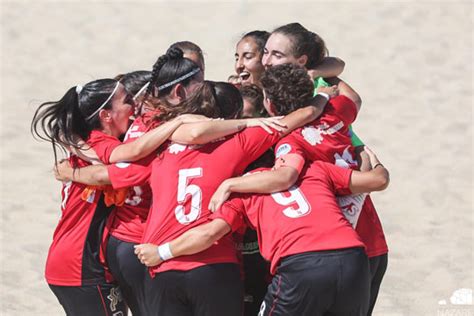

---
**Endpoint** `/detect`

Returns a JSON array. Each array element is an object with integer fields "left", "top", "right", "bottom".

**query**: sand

[{"left": 1, "top": 1, "right": 472, "bottom": 315}]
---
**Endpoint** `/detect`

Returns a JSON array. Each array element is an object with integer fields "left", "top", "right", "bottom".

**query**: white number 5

[
  {"left": 175, "top": 168, "right": 203, "bottom": 225},
  {"left": 271, "top": 186, "right": 311, "bottom": 218}
]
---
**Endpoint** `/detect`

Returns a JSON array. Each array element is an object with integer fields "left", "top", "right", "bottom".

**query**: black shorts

[
  {"left": 142, "top": 263, "right": 243, "bottom": 316},
  {"left": 367, "top": 253, "right": 388, "bottom": 316},
  {"left": 259, "top": 247, "right": 370, "bottom": 316},
  {"left": 49, "top": 283, "right": 127, "bottom": 316},
  {"left": 241, "top": 228, "right": 271, "bottom": 316},
  {"left": 107, "top": 235, "right": 147, "bottom": 316}
]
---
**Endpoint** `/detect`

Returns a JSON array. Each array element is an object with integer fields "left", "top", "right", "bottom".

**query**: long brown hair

[
  {"left": 157, "top": 81, "right": 220, "bottom": 121},
  {"left": 157, "top": 81, "right": 243, "bottom": 121}
]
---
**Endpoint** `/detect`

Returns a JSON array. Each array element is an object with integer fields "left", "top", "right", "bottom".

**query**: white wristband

[
  {"left": 157, "top": 243, "right": 174, "bottom": 261},
  {"left": 316, "top": 92, "right": 330, "bottom": 101}
]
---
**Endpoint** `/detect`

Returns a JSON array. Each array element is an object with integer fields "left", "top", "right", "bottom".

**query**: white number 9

[{"left": 271, "top": 186, "right": 311, "bottom": 218}]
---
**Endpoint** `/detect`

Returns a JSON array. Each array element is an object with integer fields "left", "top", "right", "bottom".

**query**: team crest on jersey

[
  {"left": 276, "top": 143, "right": 292, "bottom": 158},
  {"left": 168, "top": 143, "right": 187, "bottom": 154},
  {"left": 301, "top": 121, "right": 344, "bottom": 146}
]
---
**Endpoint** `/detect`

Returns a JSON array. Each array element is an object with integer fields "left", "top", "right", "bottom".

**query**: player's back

[
  {"left": 144, "top": 127, "right": 280, "bottom": 275},
  {"left": 275, "top": 95, "right": 358, "bottom": 168},
  {"left": 244, "top": 161, "right": 365, "bottom": 274}
]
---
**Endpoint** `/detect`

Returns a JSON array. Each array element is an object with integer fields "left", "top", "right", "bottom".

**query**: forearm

[
  {"left": 280, "top": 98, "right": 326, "bottom": 136},
  {"left": 224, "top": 168, "right": 297, "bottom": 194},
  {"left": 170, "top": 223, "right": 230, "bottom": 257},
  {"left": 62, "top": 136, "right": 101, "bottom": 164},
  {"left": 71, "top": 165, "right": 111, "bottom": 185},
  {"left": 309, "top": 57, "right": 345, "bottom": 78},
  {"left": 109, "top": 120, "right": 183, "bottom": 163},
  {"left": 170, "top": 119, "right": 247, "bottom": 145}
]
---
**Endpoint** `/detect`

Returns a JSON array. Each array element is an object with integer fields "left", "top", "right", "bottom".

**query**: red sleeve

[
  {"left": 210, "top": 196, "right": 246, "bottom": 233},
  {"left": 316, "top": 161, "right": 353, "bottom": 195},
  {"left": 330, "top": 95, "right": 357, "bottom": 127},
  {"left": 107, "top": 154, "right": 154, "bottom": 189},
  {"left": 233, "top": 127, "right": 281, "bottom": 173},
  {"left": 274, "top": 134, "right": 307, "bottom": 161},
  {"left": 87, "top": 130, "right": 122, "bottom": 164}
]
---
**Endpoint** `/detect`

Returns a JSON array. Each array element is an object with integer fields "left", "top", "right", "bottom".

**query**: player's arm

[
  {"left": 349, "top": 146, "right": 390, "bottom": 193},
  {"left": 169, "top": 116, "right": 287, "bottom": 145},
  {"left": 134, "top": 219, "right": 231, "bottom": 267},
  {"left": 307, "top": 57, "right": 345, "bottom": 79},
  {"left": 108, "top": 118, "right": 185, "bottom": 163},
  {"left": 325, "top": 77, "right": 362, "bottom": 112},
  {"left": 54, "top": 160, "right": 111, "bottom": 185},
  {"left": 208, "top": 166, "right": 299, "bottom": 212},
  {"left": 278, "top": 99, "right": 328, "bottom": 136}
]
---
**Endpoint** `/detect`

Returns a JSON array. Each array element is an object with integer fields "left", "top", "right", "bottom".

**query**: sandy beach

[{"left": 1, "top": 1, "right": 472, "bottom": 315}]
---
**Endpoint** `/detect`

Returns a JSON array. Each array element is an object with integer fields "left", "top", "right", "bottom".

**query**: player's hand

[
  {"left": 54, "top": 159, "right": 73, "bottom": 182},
  {"left": 246, "top": 117, "right": 286, "bottom": 134},
  {"left": 364, "top": 146, "right": 379, "bottom": 162},
  {"left": 316, "top": 85, "right": 339, "bottom": 98},
  {"left": 134, "top": 244, "right": 162, "bottom": 267},
  {"left": 175, "top": 114, "right": 211, "bottom": 124},
  {"left": 363, "top": 146, "right": 383, "bottom": 169},
  {"left": 208, "top": 180, "right": 232, "bottom": 212}
]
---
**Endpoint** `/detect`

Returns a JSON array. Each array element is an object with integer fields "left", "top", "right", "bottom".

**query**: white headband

[
  {"left": 157, "top": 68, "right": 200, "bottom": 91},
  {"left": 85, "top": 81, "right": 120, "bottom": 121},
  {"left": 76, "top": 85, "right": 83, "bottom": 94},
  {"left": 133, "top": 82, "right": 150, "bottom": 100}
]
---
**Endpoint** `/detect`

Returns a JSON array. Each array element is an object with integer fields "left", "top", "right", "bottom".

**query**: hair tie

[
  {"left": 85, "top": 81, "right": 120, "bottom": 121},
  {"left": 76, "top": 85, "right": 83, "bottom": 94},
  {"left": 158, "top": 68, "right": 201, "bottom": 91}
]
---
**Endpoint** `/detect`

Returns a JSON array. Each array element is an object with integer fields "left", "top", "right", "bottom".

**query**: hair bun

[{"left": 166, "top": 47, "right": 184, "bottom": 60}]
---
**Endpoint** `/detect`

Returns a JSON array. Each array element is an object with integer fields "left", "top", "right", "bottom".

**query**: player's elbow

[
  {"left": 186, "top": 127, "right": 209, "bottom": 145},
  {"left": 372, "top": 170, "right": 390, "bottom": 191},
  {"left": 92, "top": 167, "right": 111, "bottom": 185},
  {"left": 273, "top": 167, "right": 299, "bottom": 192}
]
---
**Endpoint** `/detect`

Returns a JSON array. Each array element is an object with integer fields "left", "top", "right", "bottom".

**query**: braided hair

[{"left": 146, "top": 47, "right": 202, "bottom": 99}]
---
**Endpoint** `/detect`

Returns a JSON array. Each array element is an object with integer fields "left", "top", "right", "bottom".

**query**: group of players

[{"left": 31, "top": 22, "right": 390, "bottom": 316}]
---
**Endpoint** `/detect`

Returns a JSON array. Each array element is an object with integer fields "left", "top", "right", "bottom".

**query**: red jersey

[
  {"left": 212, "top": 162, "right": 365, "bottom": 275},
  {"left": 274, "top": 96, "right": 388, "bottom": 257},
  {"left": 138, "top": 127, "right": 281, "bottom": 276},
  {"left": 106, "top": 112, "right": 159, "bottom": 243},
  {"left": 45, "top": 131, "right": 121, "bottom": 286}
]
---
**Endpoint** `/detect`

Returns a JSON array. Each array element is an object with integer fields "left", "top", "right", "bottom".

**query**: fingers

[
  {"left": 214, "top": 200, "right": 224, "bottom": 212},
  {"left": 208, "top": 200, "right": 216, "bottom": 213},
  {"left": 259, "top": 123, "right": 273, "bottom": 134},
  {"left": 259, "top": 119, "right": 284, "bottom": 133}
]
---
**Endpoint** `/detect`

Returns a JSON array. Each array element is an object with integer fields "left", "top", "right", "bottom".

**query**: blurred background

[{"left": 1, "top": 1, "right": 472, "bottom": 315}]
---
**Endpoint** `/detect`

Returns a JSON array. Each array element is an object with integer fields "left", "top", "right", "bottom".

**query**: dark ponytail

[
  {"left": 240, "top": 30, "right": 270, "bottom": 56},
  {"left": 31, "top": 79, "right": 119, "bottom": 162}
]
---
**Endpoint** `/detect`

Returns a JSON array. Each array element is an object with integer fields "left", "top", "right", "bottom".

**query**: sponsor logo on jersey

[{"left": 276, "top": 143, "right": 292, "bottom": 158}]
